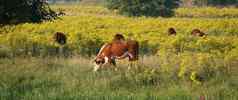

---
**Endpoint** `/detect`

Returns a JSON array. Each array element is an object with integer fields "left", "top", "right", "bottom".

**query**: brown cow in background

[
  {"left": 191, "top": 29, "right": 207, "bottom": 37},
  {"left": 113, "top": 33, "right": 125, "bottom": 41},
  {"left": 54, "top": 32, "right": 67, "bottom": 45},
  {"left": 94, "top": 34, "right": 139, "bottom": 72},
  {"left": 168, "top": 27, "right": 177, "bottom": 36}
]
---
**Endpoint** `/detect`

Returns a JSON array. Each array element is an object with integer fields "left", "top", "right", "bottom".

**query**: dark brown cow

[
  {"left": 94, "top": 34, "right": 139, "bottom": 71},
  {"left": 191, "top": 29, "right": 207, "bottom": 37},
  {"left": 113, "top": 33, "right": 125, "bottom": 41},
  {"left": 54, "top": 32, "right": 67, "bottom": 45},
  {"left": 168, "top": 27, "right": 177, "bottom": 36}
]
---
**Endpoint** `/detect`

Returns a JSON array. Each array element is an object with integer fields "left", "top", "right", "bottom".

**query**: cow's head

[
  {"left": 95, "top": 57, "right": 105, "bottom": 65},
  {"left": 93, "top": 56, "right": 109, "bottom": 72}
]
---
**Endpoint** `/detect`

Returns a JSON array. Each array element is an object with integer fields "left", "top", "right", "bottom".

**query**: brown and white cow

[{"left": 93, "top": 34, "right": 139, "bottom": 72}]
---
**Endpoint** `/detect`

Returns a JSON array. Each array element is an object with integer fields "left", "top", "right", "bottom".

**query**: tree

[
  {"left": 208, "top": 0, "right": 238, "bottom": 6},
  {"left": 181, "top": 0, "right": 238, "bottom": 7},
  {"left": 0, "top": 0, "right": 58, "bottom": 24},
  {"left": 105, "top": 0, "right": 180, "bottom": 17}
]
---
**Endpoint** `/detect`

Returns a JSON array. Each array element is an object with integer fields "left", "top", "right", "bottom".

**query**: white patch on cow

[
  {"left": 93, "top": 57, "right": 109, "bottom": 72},
  {"left": 97, "top": 43, "right": 108, "bottom": 57},
  {"left": 104, "top": 57, "right": 109, "bottom": 64}
]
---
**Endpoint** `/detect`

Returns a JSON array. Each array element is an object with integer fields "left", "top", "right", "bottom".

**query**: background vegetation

[{"left": 105, "top": 0, "right": 180, "bottom": 17}]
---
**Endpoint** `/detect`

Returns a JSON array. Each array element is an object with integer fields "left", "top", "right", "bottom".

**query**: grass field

[
  {"left": 0, "top": 5, "right": 238, "bottom": 100},
  {"left": 0, "top": 57, "right": 237, "bottom": 100}
]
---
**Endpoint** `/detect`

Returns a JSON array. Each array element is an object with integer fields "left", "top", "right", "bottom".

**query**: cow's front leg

[
  {"left": 110, "top": 58, "right": 118, "bottom": 71},
  {"left": 111, "top": 59, "right": 116, "bottom": 66}
]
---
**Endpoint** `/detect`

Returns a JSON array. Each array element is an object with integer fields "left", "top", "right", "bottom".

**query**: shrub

[{"left": 105, "top": 0, "right": 180, "bottom": 17}]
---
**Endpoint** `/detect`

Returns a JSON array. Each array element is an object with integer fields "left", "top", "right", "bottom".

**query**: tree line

[
  {"left": 47, "top": 0, "right": 81, "bottom": 4},
  {"left": 1, "top": 0, "right": 237, "bottom": 25},
  {"left": 47, "top": 0, "right": 238, "bottom": 7},
  {"left": 181, "top": 0, "right": 238, "bottom": 7}
]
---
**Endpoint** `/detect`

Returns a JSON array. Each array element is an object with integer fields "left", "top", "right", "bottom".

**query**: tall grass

[{"left": 0, "top": 56, "right": 237, "bottom": 100}]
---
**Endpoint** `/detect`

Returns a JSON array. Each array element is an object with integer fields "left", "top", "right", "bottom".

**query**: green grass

[{"left": 0, "top": 57, "right": 237, "bottom": 100}]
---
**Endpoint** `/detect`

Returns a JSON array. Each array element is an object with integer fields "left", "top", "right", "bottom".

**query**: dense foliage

[
  {"left": 0, "top": 0, "right": 58, "bottom": 24},
  {"left": 105, "top": 0, "right": 180, "bottom": 17}
]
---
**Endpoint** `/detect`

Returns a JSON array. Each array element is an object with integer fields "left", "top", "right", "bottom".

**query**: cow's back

[{"left": 110, "top": 41, "right": 128, "bottom": 57}]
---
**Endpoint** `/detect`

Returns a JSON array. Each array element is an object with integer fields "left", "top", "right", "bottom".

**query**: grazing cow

[
  {"left": 168, "top": 27, "right": 177, "bottom": 36},
  {"left": 94, "top": 34, "right": 139, "bottom": 72},
  {"left": 191, "top": 29, "right": 207, "bottom": 37},
  {"left": 54, "top": 32, "right": 67, "bottom": 45}
]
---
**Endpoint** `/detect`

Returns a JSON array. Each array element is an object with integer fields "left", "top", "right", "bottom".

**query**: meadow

[{"left": 0, "top": 5, "right": 238, "bottom": 100}]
